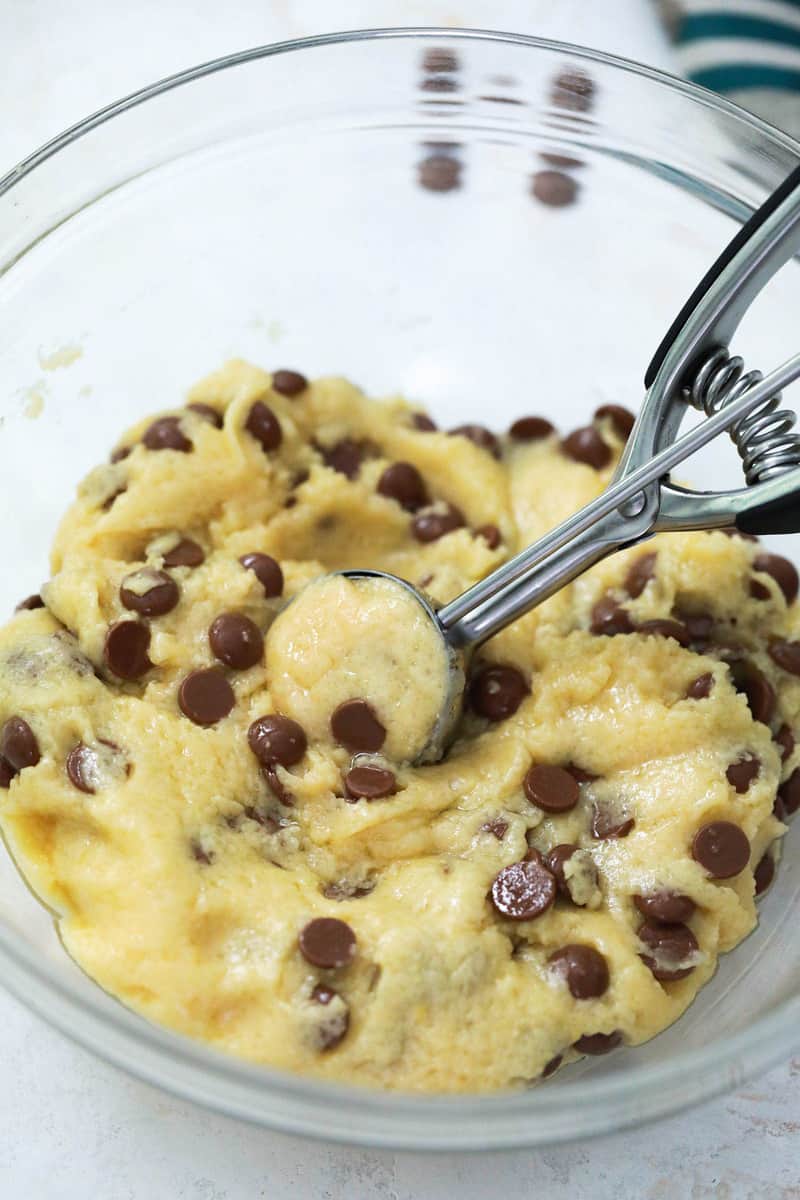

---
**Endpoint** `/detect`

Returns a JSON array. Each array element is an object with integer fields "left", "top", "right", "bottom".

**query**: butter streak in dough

[{"left": 0, "top": 359, "right": 796, "bottom": 1093}]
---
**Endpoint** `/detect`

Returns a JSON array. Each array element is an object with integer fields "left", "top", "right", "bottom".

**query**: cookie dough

[
  {"left": 0, "top": 360, "right": 797, "bottom": 1093},
  {"left": 266, "top": 572, "right": 452, "bottom": 764}
]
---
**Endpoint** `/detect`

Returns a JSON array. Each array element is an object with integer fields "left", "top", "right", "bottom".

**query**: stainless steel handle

[
  {"left": 439, "top": 356, "right": 800, "bottom": 648},
  {"left": 625, "top": 164, "right": 800, "bottom": 484},
  {"left": 439, "top": 512, "right": 645, "bottom": 648},
  {"left": 645, "top": 164, "right": 800, "bottom": 392},
  {"left": 439, "top": 169, "right": 800, "bottom": 651}
]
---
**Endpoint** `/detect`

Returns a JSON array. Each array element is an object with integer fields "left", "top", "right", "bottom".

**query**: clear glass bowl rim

[{"left": 1, "top": 25, "right": 799, "bottom": 1151}]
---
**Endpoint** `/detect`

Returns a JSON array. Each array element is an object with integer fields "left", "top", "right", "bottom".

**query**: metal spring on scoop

[{"left": 685, "top": 347, "right": 800, "bottom": 484}]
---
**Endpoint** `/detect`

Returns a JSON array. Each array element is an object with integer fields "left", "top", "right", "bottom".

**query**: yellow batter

[
  {"left": 0, "top": 360, "right": 796, "bottom": 1092},
  {"left": 266, "top": 573, "right": 452, "bottom": 764}
]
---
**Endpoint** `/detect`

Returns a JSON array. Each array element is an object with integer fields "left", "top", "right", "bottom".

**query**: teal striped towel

[{"left": 666, "top": 0, "right": 800, "bottom": 135}]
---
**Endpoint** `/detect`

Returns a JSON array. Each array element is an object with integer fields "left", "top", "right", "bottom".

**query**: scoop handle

[{"left": 645, "top": 164, "right": 800, "bottom": 390}]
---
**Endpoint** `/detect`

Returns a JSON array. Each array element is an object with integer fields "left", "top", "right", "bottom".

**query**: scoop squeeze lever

[{"left": 346, "top": 165, "right": 800, "bottom": 760}]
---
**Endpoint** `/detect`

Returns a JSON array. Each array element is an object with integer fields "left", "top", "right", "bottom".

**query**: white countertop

[{"left": 1, "top": 2, "right": 798, "bottom": 1196}]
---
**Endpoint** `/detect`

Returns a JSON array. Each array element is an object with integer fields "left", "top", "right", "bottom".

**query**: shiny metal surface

[
  {"left": 349, "top": 350, "right": 800, "bottom": 756},
  {"left": 439, "top": 166, "right": 800, "bottom": 648},
  {"left": 686, "top": 347, "right": 800, "bottom": 484},
  {"left": 360, "top": 167, "right": 800, "bottom": 752},
  {"left": 439, "top": 354, "right": 800, "bottom": 647},
  {"left": 337, "top": 569, "right": 467, "bottom": 762}
]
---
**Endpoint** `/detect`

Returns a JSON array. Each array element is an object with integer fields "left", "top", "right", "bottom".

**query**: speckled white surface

[{"left": 1, "top": 2, "right": 799, "bottom": 1196}]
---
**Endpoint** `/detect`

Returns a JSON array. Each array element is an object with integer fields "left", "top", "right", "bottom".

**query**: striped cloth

[{"left": 664, "top": 0, "right": 800, "bottom": 135}]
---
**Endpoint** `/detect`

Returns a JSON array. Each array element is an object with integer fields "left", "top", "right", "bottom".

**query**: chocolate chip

[
  {"left": 298, "top": 917, "right": 356, "bottom": 968},
  {"left": 542, "top": 1054, "right": 563, "bottom": 1078},
  {"left": 726, "top": 756, "right": 760, "bottom": 793},
  {"left": 262, "top": 764, "right": 293, "bottom": 807},
  {"left": 591, "top": 803, "right": 634, "bottom": 840},
  {"left": 566, "top": 764, "right": 598, "bottom": 784},
  {"left": 549, "top": 944, "right": 609, "bottom": 999},
  {"left": 1, "top": 717, "right": 40, "bottom": 771},
  {"left": 540, "top": 151, "right": 584, "bottom": 167},
  {"left": 574, "top": 1031, "right": 622, "bottom": 1055},
  {"left": 481, "top": 817, "right": 509, "bottom": 840},
  {"left": 344, "top": 765, "right": 397, "bottom": 800},
  {"left": 330, "top": 699, "right": 386, "bottom": 753},
  {"left": 775, "top": 724, "right": 794, "bottom": 762},
  {"left": 680, "top": 611, "right": 714, "bottom": 644},
  {"left": 624, "top": 552, "right": 657, "bottom": 599},
  {"left": 238, "top": 552, "right": 283, "bottom": 598},
  {"left": 469, "top": 664, "right": 528, "bottom": 722},
  {"left": 316, "top": 1010, "right": 351, "bottom": 1051},
  {"left": 245, "top": 400, "right": 282, "bottom": 453},
  {"left": 634, "top": 891, "right": 695, "bottom": 923},
  {"left": 101, "top": 484, "right": 127, "bottom": 512},
  {"left": 248, "top": 714, "right": 307, "bottom": 767},
  {"left": 475, "top": 524, "right": 502, "bottom": 550},
  {"left": 509, "top": 416, "right": 555, "bottom": 441},
  {"left": 162, "top": 538, "right": 205, "bottom": 568},
  {"left": 120, "top": 569, "right": 179, "bottom": 617},
  {"left": 190, "top": 839, "right": 215, "bottom": 865},
  {"left": 0, "top": 757, "right": 14, "bottom": 788},
  {"left": 321, "top": 438, "right": 364, "bottom": 479},
  {"left": 769, "top": 639, "right": 800, "bottom": 676},
  {"left": 524, "top": 764, "right": 580, "bottom": 813},
  {"left": 311, "top": 983, "right": 350, "bottom": 1051},
  {"left": 531, "top": 170, "right": 578, "bottom": 208},
  {"left": 750, "top": 578, "right": 771, "bottom": 601},
  {"left": 595, "top": 404, "right": 635, "bottom": 439},
  {"left": 422, "top": 47, "right": 459, "bottom": 72},
  {"left": 590, "top": 595, "right": 634, "bottom": 636},
  {"left": 490, "top": 858, "right": 556, "bottom": 920},
  {"left": 377, "top": 462, "right": 429, "bottom": 511},
  {"left": 272, "top": 369, "right": 308, "bottom": 397},
  {"left": 104, "top": 621, "right": 152, "bottom": 679},
  {"left": 777, "top": 768, "right": 800, "bottom": 816},
  {"left": 638, "top": 919, "right": 699, "bottom": 982},
  {"left": 143, "top": 416, "right": 192, "bottom": 452},
  {"left": 754, "top": 852, "right": 775, "bottom": 896},
  {"left": 15, "top": 594, "right": 44, "bottom": 612},
  {"left": 66, "top": 744, "right": 97, "bottom": 794},
  {"left": 551, "top": 68, "right": 595, "bottom": 112},
  {"left": 729, "top": 660, "right": 776, "bottom": 724},
  {"left": 420, "top": 75, "right": 459, "bottom": 93},
  {"left": 545, "top": 843, "right": 578, "bottom": 896},
  {"left": 418, "top": 154, "right": 462, "bottom": 192},
  {"left": 411, "top": 503, "right": 466, "bottom": 543},
  {"left": 561, "top": 426, "right": 610, "bottom": 468},
  {"left": 186, "top": 402, "right": 223, "bottom": 428},
  {"left": 208, "top": 612, "right": 263, "bottom": 670},
  {"left": 412, "top": 413, "right": 437, "bottom": 432},
  {"left": 178, "top": 669, "right": 235, "bottom": 726},
  {"left": 637, "top": 619, "right": 690, "bottom": 646},
  {"left": 322, "top": 878, "right": 375, "bottom": 901},
  {"left": 238, "top": 803, "right": 281, "bottom": 832},
  {"left": 692, "top": 820, "right": 750, "bottom": 878},
  {"left": 686, "top": 672, "right": 714, "bottom": 700},
  {"left": 449, "top": 425, "right": 501, "bottom": 458},
  {"left": 753, "top": 553, "right": 798, "bottom": 604},
  {"left": 110, "top": 445, "right": 130, "bottom": 463}
]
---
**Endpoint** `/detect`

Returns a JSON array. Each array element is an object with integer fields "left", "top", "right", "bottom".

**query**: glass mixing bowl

[{"left": 1, "top": 28, "right": 800, "bottom": 1150}]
